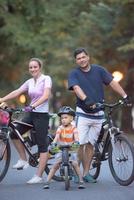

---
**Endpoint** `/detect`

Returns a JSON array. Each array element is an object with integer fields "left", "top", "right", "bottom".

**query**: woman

[{"left": 0, "top": 58, "right": 52, "bottom": 184}]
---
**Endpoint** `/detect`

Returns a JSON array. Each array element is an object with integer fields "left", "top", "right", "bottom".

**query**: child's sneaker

[
  {"left": 78, "top": 181, "right": 85, "bottom": 189},
  {"left": 43, "top": 182, "right": 50, "bottom": 189},
  {"left": 83, "top": 174, "right": 97, "bottom": 183},
  {"left": 72, "top": 175, "right": 79, "bottom": 183}
]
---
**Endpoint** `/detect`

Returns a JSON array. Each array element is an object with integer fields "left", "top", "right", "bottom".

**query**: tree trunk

[{"left": 121, "top": 58, "right": 134, "bottom": 134}]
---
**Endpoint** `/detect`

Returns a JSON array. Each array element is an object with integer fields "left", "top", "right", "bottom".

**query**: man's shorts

[{"left": 75, "top": 109, "right": 104, "bottom": 145}]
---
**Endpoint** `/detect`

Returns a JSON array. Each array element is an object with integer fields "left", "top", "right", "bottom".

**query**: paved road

[{"left": 0, "top": 143, "right": 134, "bottom": 200}]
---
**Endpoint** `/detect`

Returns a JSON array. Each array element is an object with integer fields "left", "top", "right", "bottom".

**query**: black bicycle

[
  {"left": 0, "top": 107, "right": 62, "bottom": 183},
  {"left": 57, "top": 145, "right": 77, "bottom": 190},
  {"left": 89, "top": 99, "right": 134, "bottom": 186}
]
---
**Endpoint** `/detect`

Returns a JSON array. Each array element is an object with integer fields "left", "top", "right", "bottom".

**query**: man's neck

[{"left": 80, "top": 64, "right": 91, "bottom": 72}]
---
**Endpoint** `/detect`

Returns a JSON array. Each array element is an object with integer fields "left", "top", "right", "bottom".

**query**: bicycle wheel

[
  {"left": 64, "top": 166, "right": 70, "bottom": 190},
  {"left": 108, "top": 133, "right": 134, "bottom": 186},
  {"left": 0, "top": 139, "right": 11, "bottom": 182},
  {"left": 89, "top": 155, "right": 101, "bottom": 179}
]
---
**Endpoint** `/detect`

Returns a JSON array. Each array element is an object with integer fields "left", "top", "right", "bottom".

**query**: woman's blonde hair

[{"left": 29, "top": 58, "right": 43, "bottom": 68}]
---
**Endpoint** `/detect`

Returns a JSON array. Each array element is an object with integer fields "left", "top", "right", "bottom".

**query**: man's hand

[
  {"left": 123, "top": 96, "right": 132, "bottom": 106},
  {"left": 83, "top": 97, "right": 96, "bottom": 110}
]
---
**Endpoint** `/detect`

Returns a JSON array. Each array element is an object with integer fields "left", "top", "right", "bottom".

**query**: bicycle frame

[
  {"left": 59, "top": 145, "right": 73, "bottom": 176},
  {"left": 0, "top": 108, "right": 63, "bottom": 183},
  {"left": 90, "top": 100, "right": 134, "bottom": 186},
  {"left": 9, "top": 121, "right": 39, "bottom": 166},
  {"left": 59, "top": 145, "right": 74, "bottom": 190}
]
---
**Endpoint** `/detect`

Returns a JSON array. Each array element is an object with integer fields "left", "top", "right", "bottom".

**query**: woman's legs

[
  {"left": 12, "top": 139, "right": 27, "bottom": 161},
  {"left": 36, "top": 152, "right": 49, "bottom": 177}
]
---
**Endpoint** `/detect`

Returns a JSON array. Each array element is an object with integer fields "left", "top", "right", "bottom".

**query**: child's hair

[{"left": 58, "top": 106, "right": 75, "bottom": 117}]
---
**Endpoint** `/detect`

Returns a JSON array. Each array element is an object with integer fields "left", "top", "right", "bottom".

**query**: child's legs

[
  {"left": 72, "top": 161, "right": 83, "bottom": 182},
  {"left": 47, "top": 160, "right": 61, "bottom": 182}
]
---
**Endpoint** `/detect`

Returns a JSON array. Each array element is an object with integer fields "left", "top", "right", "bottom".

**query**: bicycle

[
  {"left": 89, "top": 99, "right": 134, "bottom": 186},
  {"left": 0, "top": 107, "right": 63, "bottom": 183},
  {"left": 50, "top": 144, "right": 79, "bottom": 190}
]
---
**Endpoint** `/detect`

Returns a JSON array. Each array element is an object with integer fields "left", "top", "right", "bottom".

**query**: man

[{"left": 68, "top": 47, "right": 129, "bottom": 183}]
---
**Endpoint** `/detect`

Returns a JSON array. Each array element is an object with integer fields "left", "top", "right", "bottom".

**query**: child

[{"left": 43, "top": 106, "right": 85, "bottom": 189}]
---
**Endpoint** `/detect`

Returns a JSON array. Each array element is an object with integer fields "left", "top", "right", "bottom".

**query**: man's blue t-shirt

[{"left": 68, "top": 64, "right": 113, "bottom": 112}]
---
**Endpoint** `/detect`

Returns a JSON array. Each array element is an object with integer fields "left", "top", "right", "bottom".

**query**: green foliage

[{"left": 0, "top": 0, "right": 133, "bottom": 106}]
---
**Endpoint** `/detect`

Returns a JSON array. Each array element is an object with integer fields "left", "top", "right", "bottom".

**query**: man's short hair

[{"left": 73, "top": 47, "right": 88, "bottom": 58}]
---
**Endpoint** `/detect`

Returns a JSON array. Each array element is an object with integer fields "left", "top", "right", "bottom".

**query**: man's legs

[
  {"left": 76, "top": 116, "right": 102, "bottom": 182},
  {"left": 72, "top": 161, "right": 85, "bottom": 189},
  {"left": 77, "top": 143, "right": 94, "bottom": 176},
  {"left": 82, "top": 143, "right": 94, "bottom": 177}
]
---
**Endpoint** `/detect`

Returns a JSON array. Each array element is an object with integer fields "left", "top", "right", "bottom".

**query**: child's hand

[
  {"left": 49, "top": 143, "right": 59, "bottom": 154},
  {"left": 51, "top": 142, "right": 57, "bottom": 148},
  {"left": 72, "top": 141, "right": 80, "bottom": 150}
]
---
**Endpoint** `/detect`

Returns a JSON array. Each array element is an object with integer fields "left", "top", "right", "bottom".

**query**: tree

[{"left": 0, "top": 0, "right": 133, "bottom": 131}]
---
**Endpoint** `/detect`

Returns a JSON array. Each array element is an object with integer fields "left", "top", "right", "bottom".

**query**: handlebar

[
  {"left": 0, "top": 107, "right": 24, "bottom": 114},
  {"left": 95, "top": 99, "right": 127, "bottom": 110},
  {"left": 0, "top": 107, "right": 57, "bottom": 118}
]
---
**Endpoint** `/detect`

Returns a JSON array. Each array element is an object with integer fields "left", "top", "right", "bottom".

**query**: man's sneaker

[
  {"left": 43, "top": 182, "right": 50, "bottom": 189},
  {"left": 27, "top": 175, "right": 43, "bottom": 184},
  {"left": 83, "top": 174, "right": 97, "bottom": 183},
  {"left": 12, "top": 159, "right": 29, "bottom": 169},
  {"left": 78, "top": 181, "right": 85, "bottom": 189},
  {"left": 72, "top": 175, "right": 79, "bottom": 183}
]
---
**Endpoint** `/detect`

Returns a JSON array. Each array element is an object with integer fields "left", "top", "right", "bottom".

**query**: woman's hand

[
  {"left": 0, "top": 102, "right": 8, "bottom": 109},
  {"left": 0, "top": 98, "right": 3, "bottom": 104}
]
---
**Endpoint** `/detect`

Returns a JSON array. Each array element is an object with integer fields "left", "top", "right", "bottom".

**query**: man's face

[{"left": 75, "top": 52, "right": 90, "bottom": 69}]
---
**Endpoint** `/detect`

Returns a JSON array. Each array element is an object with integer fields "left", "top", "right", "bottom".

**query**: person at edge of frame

[
  {"left": 68, "top": 47, "right": 130, "bottom": 183},
  {"left": 0, "top": 57, "right": 52, "bottom": 184}
]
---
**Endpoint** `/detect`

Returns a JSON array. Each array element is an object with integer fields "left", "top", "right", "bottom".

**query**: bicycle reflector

[{"left": 0, "top": 110, "right": 10, "bottom": 126}]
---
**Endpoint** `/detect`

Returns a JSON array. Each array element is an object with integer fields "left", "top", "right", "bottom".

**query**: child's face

[{"left": 60, "top": 114, "right": 73, "bottom": 126}]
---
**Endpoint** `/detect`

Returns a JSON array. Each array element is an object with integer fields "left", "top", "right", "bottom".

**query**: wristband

[{"left": 123, "top": 95, "right": 127, "bottom": 99}]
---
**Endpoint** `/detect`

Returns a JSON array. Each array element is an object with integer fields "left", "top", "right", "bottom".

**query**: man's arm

[
  {"left": 73, "top": 85, "right": 95, "bottom": 108},
  {"left": 109, "top": 80, "right": 127, "bottom": 98},
  {"left": 73, "top": 85, "right": 87, "bottom": 100}
]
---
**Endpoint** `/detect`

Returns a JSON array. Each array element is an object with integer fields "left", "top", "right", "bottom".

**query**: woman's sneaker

[
  {"left": 12, "top": 159, "right": 29, "bottom": 169},
  {"left": 83, "top": 174, "right": 97, "bottom": 183},
  {"left": 27, "top": 175, "right": 43, "bottom": 184}
]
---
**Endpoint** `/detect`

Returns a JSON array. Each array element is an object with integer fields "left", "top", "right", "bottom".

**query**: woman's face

[{"left": 29, "top": 60, "right": 41, "bottom": 78}]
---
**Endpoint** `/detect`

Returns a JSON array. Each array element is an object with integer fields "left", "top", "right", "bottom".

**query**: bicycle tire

[
  {"left": 89, "top": 155, "right": 101, "bottom": 179},
  {"left": 64, "top": 166, "right": 70, "bottom": 190},
  {"left": 0, "top": 140, "right": 11, "bottom": 182},
  {"left": 108, "top": 133, "right": 134, "bottom": 186}
]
